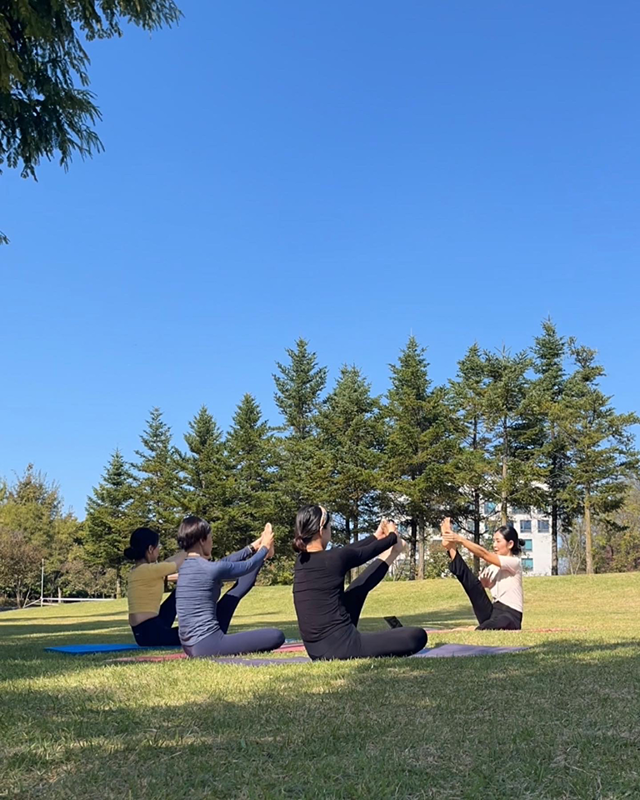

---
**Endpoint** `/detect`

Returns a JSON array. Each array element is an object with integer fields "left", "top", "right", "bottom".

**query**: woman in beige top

[{"left": 441, "top": 517, "right": 524, "bottom": 630}]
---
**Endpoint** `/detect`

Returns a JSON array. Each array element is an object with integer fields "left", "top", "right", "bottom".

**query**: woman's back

[
  {"left": 175, "top": 557, "right": 224, "bottom": 646},
  {"left": 293, "top": 548, "right": 354, "bottom": 643}
]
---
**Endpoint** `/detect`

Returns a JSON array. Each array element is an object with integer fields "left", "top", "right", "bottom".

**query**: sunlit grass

[{"left": 1, "top": 573, "right": 639, "bottom": 798}]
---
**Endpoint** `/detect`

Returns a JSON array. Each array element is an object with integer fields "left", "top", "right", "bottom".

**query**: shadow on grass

[{"left": 2, "top": 637, "right": 640, "bottom": 799}]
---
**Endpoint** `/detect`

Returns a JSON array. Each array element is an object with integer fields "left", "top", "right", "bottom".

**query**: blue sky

[{"left": 2, "top": 0, "right": 639, "bottom": 515}]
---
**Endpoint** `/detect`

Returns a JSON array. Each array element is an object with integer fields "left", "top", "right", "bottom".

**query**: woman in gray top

[{"left": 175, "top": 516, "right": 285, "bottom": 658}]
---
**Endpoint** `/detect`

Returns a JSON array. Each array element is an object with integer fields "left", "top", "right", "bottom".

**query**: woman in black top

[{"left": 292, "top": 505, "right": 428, "bottom": 660}]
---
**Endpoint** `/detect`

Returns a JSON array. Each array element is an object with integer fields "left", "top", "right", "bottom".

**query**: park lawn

[{"left": 1, "top": 573, "right": 639, "bottom": 799}]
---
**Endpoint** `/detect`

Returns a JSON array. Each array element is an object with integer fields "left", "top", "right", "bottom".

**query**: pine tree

[
  {"left": 176, "top": 405, "right": 231, "bottom": 555},
  {"left": 559, "top": 344, "right": 640, "bottom": 574},
  {"left": 85, "top": 450, "right": 138, "bottom": 598},
  {"left": 132, "top": 408, "right": 181, "bottom": 549},
  {"left": 385, "top": 337, "right": 461, "bottom": 579},
  {"left": 226, "top": 394, "right": 276, "bottom": 550},
  {"left": 530, "top": 319, "right": 571, "bottom": 574},
  {"left": 274, "top": 338, "right": 328, "bottom": 440},
  {"left": 483, "top": 347, "right": 537, "bottom": 525},
  {"left": 317, "top": 366, "right": 386, "bottom": 547},
  {"left": 273, "top": 339, "right": 327, "bottom": 510},
  {"left": 1, "top": 0, "right": 181, "bottom": 245},
  {"left": 449, "top": 344, "right": 494, "bottom": 573}
]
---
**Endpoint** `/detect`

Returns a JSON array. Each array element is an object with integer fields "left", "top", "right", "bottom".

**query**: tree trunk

[
  {"left": 418, "top": 527, "right": 425, "bottom": 580},
  {"left": 473, "top": 490, "right": 481, "bottom": 575},
  {"left": 501, "top": 418, "right": 508, "bottom": 525},
  {"left": 551, "top": 501, "right": 558, "bottom": 576},
  {"left": 345, "top": 517, "right": 352, "bottom": 583},
  {"left": 116, "top": 569, "right": 122, "bottom": 599},
  {"left": 584, "top": 492, "right": 593, "bottom": 575},
  {"left": 409, "top": 518, "right": 417, "bottom": 580},
  {"left": 58, "top": 585, "right": 62, "bottom": 604}
]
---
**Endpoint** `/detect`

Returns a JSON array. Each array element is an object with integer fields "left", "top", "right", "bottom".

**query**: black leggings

[
  {"left": 449, "top": 552, "right": 522, "bottom": 630},
  {"left": 183, "top": 565, "right": 285, "bottom": 658},
  {"left": 131, "top": 591, "right": 181, "bottom": 646},
  {"left": 306, "top": 560, "right": 428, "bottom": 661}
]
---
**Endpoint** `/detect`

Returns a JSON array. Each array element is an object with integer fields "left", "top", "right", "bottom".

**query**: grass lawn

[{"left": 1, "top": 573, "right": 640, "bottom": 799}]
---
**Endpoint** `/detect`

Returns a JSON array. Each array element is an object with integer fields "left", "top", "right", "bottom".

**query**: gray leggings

[
  {"left": 182, "top": 566, "right": 285, "bottom": 658},
  {"left": 184, "top": 626, "right": 286, "bottom": 658}
]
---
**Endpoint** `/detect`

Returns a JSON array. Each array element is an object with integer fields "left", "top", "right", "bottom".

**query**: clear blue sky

[{"left": 2, "top": 0, "right": 639, "bottom": 515}]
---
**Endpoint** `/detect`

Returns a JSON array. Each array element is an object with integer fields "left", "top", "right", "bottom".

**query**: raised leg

[
  {"left": 157, "top": 589, "right": 177, "bottom": 627},
  {"left": 448, "top": 551, "right": 494, "bottom": 626},
  {"left": 216, "top": 565, "right": 261, "bottom": 634},
  {"left": 343, "top": 559, "right": 389, "bottom": 626}
]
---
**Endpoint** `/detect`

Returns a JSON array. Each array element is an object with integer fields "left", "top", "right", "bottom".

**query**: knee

[
  {"left": 410, "top": 628, "right": 428, "bottom": 652},
  {"left": 272, "top": 629, "right": 286, "bottom": 648}
]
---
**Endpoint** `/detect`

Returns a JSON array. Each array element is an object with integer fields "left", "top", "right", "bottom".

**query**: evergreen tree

[
  {"left": 530, "top": 319, "right": 571, "bottom": 574},
  {"left": 273, "top": 339, "right": 327, "bottom": 511},
  {"left": 226, "top": 394, "right": 277, "bottom": 551},
  {"left": 274, "top": 338, "right": 328, "bottom": 440},
  {"left": 559, "top": 344, "right": 640, "bottom": 574},
  {"left": 178, "top": 405, "right": 229, "bottom": 555},
  {"left": 385, "top": 337, "right": 460, "bottom": 579},
  {"left": 449, "top": 344, "right": 494, "bottom": 573},
  {"left": 84, "top": 450, "right": 138, "bottom": 597},
  {"left": 1, "top": 0, "right": 181, "bottom": 245},
  {"left": 132, "top": 408, "right": 181, "bottom": 548},
  {"left": 483, "top": 347, "right": 538, "bottom": 524},
  {"left": 317, "top": 366, "right": 386, "bottom": 547}
]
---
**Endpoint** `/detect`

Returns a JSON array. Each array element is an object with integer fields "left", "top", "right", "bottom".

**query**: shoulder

[{"left": 498, "top": 555, "right": 521, "bottom": 574}]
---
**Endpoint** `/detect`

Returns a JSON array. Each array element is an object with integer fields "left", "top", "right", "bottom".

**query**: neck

[{"left": 306, "top": 537, "right": 325, "bottom": 553}]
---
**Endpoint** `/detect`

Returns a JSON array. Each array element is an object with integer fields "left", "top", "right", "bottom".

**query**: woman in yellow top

[{"left": 125, "top": 527, "right": 188, "bottom": 647}]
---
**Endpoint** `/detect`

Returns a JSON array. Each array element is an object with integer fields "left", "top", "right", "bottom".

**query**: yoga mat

[
  {"left": 45, "top": 644, "right": 181, "bottom": 655},
  {"left": 46, "top": 639, "right": 305, "bottom": 656},
  {"left": 414, "top": 644, "right": 529, "bottom": 658},
  {"left": 108, "top": 643, "right": 528, "bottom": 665}
]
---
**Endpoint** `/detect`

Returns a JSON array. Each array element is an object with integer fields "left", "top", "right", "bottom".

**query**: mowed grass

[{"left": 1, "top": 574, "right": 640, "bottom": 799}]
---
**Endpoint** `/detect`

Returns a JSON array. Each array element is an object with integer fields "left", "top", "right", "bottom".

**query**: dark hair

[
  {"left": 497, "top": 524, "right": 524, "bottom": 556},
  {"left": 178, "top": 515, "right": 211, "bottom": 551},
  {"left": 293, "top": 505, "right": 330, "bottom": 553},
  {"left": 124, "top": 527, "right": 160, "bottom": 561}
]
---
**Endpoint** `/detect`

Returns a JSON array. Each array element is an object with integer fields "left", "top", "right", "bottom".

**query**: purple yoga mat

[
  {"left": 210, "top": 644, "right": 528, "bottom": 667},
  {"left": 414, "top": 644, "right": 528, "bottom": 658}
]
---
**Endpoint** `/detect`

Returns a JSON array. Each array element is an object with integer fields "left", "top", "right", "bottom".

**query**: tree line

[{"left": 1, "top": 320, "right": 639, "bottom": 605}]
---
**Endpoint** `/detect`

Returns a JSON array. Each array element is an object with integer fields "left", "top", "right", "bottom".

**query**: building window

[
  {"left": 520, "top": 519, "right": 532, "bottom": 533},
  {"left": 522, "top": 558, "right": 534, "bottom": 572},
  {"left": 484, "top": 502, "right": 496, "bottom": 515},
  {"left": 537, "top": 519, "right": 550, "bottom": 533},
  {"left": 513, "top": 506, "right": 529, "bottom": 516},
  {"left": 522, "top": 539, "right": 533, "bottom": 552}
]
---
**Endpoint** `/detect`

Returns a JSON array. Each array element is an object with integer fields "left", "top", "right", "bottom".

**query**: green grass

[{"left": 2, "top": 574, "right": 640, "bottom": 799}]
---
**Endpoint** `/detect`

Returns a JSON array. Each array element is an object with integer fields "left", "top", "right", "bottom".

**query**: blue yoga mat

[
  {"left": 45, "top": 644, "right": 180, "bottom": 654},
  {"left": 45, "top": 638, "right": 301, "bottom": 655}
]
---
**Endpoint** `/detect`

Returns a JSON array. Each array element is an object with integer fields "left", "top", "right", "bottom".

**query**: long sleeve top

[{"left": 292, "top": 533, "right": 397, "bottom": 644}]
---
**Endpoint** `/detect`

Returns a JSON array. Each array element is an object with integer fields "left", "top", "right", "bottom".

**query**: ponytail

[
  {"left": 293, "top": 505, "right": 330, "bottom": 553},
  {"left": 123, "top": 527, "right": 160, "bottom": 561}
]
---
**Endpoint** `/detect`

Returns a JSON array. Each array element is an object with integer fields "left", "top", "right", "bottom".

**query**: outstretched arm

[
  {"left": 220, "top": 546, "right": 253, "bottom": 563},
  {"left": 340, "top": 533, "right": 398, "bottom": 571},
  {"left": 440, "top": 519, "right": 501, "bottom": 568},
  {"left": 216, "top": 547, "right": 269, "bottom": 580}
]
